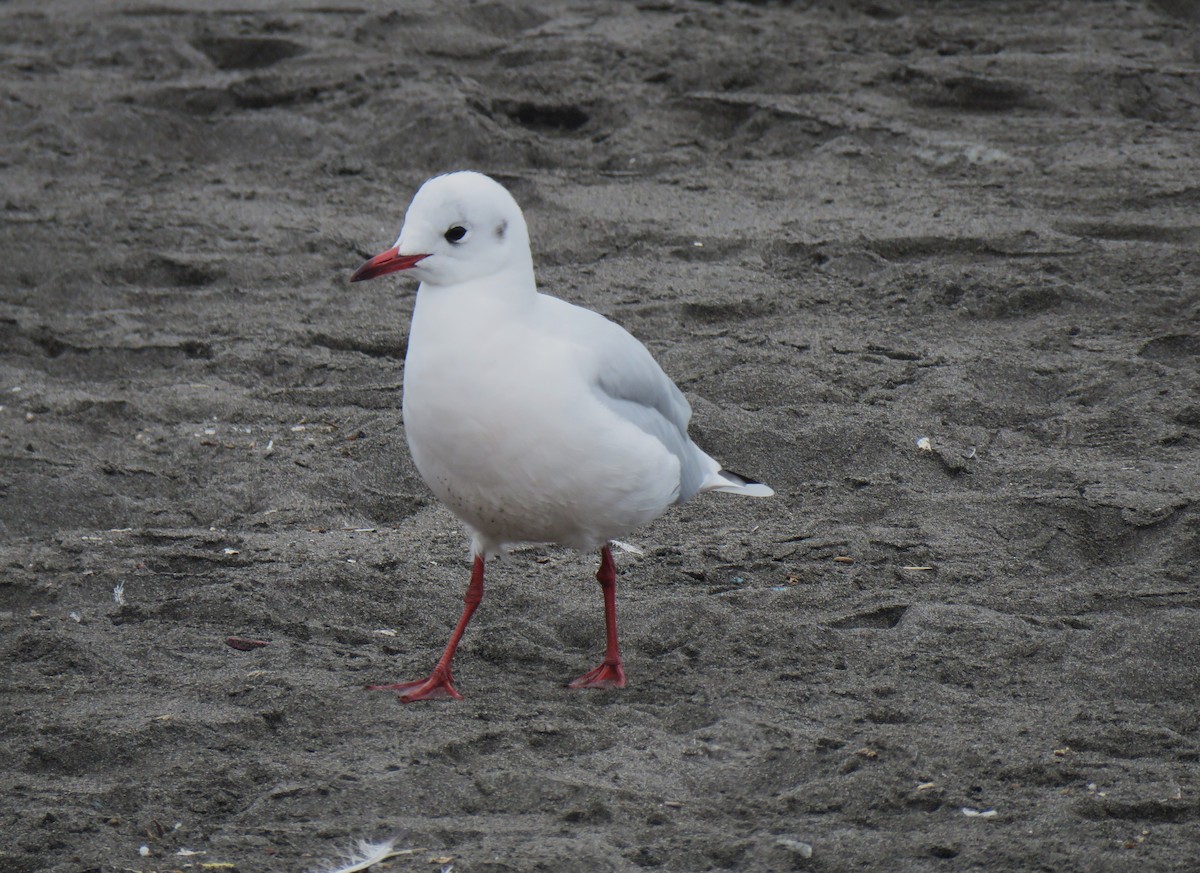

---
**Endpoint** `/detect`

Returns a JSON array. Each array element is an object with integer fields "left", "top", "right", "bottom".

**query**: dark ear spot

[{"left": 495, "top": 220, "right": 507, "bottom": 239}]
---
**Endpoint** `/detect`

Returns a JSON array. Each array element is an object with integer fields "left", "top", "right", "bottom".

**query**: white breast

[{"left": 401, "top": 287, "right": 681, "bottom": 555}]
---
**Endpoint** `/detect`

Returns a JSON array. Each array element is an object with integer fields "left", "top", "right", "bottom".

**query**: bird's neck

[{"left": 411, "top": 262, "right": 538, "bottom": 333}]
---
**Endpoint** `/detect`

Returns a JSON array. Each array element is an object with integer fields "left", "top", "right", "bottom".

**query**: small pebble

[{"left": 775, "top": 837, "right": 813, "bottom": 859}]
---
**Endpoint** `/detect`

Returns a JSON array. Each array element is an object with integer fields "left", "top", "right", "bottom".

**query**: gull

[{"left": 350, "top": 171, "right": 772, "bottom": 701}]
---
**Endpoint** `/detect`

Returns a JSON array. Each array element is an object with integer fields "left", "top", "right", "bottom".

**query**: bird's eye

[{"left": 444, "top": 225, "right": 467, "bottom": 243}]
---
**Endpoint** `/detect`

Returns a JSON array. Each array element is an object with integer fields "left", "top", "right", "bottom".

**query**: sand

[{"left": 2, "top": 1, "right": 1199, "bottom": 871}]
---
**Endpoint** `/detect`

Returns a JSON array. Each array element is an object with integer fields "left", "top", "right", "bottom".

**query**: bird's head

[{"left": 351, "top": 171, "right": 532, "bottom": 288}]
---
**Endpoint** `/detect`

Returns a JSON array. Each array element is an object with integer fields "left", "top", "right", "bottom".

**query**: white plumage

[{"left": 351, "top": 171, "right": 772, "bottom": 701}]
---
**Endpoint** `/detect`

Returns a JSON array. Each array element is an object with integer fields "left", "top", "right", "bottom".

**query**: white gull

[{"left": 350, "top": 171, "right": 772, "bottom": 701}]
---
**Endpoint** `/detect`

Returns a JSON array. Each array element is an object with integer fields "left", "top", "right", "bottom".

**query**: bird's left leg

[
  {"left": 567, "top": 544, "right": 627, "bottom": 689},
  {"left": 367, "top": 555, "right": 485, "bottom": 702}
]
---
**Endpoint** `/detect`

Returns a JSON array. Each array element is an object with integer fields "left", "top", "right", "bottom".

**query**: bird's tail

[{"left": 702, "top": 468, "right": 774, "bottom": 498}]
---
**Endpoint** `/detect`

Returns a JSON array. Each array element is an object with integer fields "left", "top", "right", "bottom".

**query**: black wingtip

[{"left": 721, "top": 468, "right": 764, "bottom": 487}]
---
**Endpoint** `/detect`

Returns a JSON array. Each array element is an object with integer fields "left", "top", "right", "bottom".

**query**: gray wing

[{"left": 540, "top": 295, "right": 715, "bottom": 503}]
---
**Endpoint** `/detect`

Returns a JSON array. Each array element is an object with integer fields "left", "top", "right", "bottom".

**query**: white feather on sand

[{"left": 309, "top": 839, "right": 407, "bottom": 873}]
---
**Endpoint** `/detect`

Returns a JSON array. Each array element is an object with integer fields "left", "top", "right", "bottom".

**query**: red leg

[
  {"left": 368, "top": 555, "right": 485, "bottom": 702},
  {"left": 568, "top": 544, "right": 627, "bottom": 689}
]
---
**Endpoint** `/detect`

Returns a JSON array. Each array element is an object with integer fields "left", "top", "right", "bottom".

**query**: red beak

[{"left": 350, "top": 247, "right": 430, "bottom": 282}]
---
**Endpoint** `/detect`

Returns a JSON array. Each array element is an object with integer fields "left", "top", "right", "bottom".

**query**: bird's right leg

[
  {"left": 567, "top": 544, "right": 627, "bottom": 689},
  {"left": 367, "top": 555, "right": 485, "bottom": 702}
]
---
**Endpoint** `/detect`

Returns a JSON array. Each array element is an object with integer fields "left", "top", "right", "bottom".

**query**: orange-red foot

[
  {"left": 367, "top": 668, "right": 463, "bottom": 702},
  {"left": 567, "top": 659, "right": 627, "bottom": 689}
]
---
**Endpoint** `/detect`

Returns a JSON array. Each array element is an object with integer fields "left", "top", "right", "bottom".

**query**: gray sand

[{"left": 2, "top": 2, "right": 1198, "bottom": 871}]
